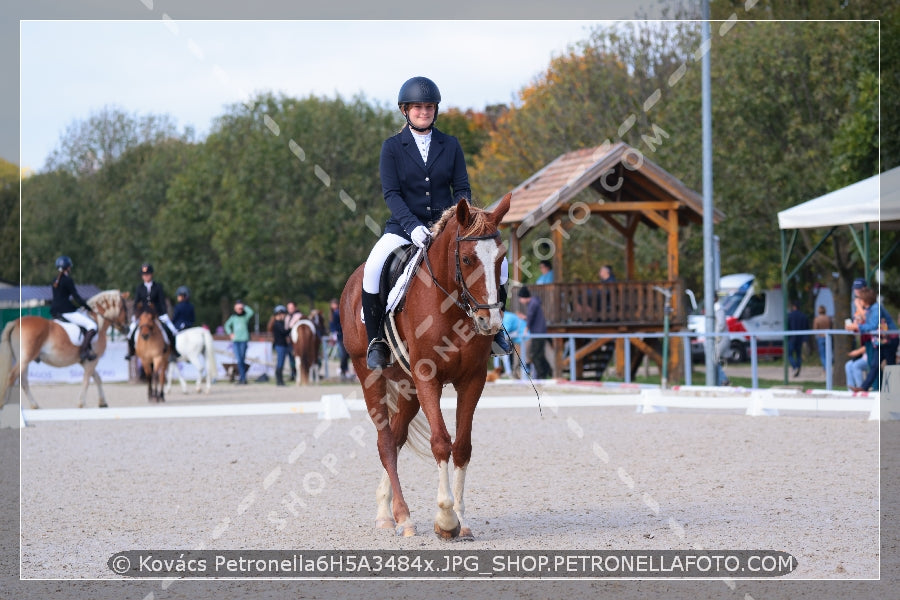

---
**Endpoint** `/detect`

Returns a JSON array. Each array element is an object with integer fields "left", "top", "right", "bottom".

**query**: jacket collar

[{"left": 401, "top": 127, "right": 446, "bottom": 172}]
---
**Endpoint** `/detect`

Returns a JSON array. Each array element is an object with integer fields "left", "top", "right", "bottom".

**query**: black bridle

[{"left": 421, "top": 227, "right": 504, "bottom": 321}]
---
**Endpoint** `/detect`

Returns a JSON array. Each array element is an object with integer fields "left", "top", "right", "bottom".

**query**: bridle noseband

[{"left": 422, "top": 227, "right": 504, "bottom": 321}]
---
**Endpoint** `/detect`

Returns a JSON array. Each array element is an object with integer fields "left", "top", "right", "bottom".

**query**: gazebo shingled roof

[{"left": 498, "top": 141, "right": 723, "bottom": 236}]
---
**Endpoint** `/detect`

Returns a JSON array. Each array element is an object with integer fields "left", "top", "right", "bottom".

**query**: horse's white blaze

[
  {"left": 435, "top": 460, "right": 459, "bottom": 532},
  {"left": 474, "top": 239, "right": 503, "bottom": 328}
]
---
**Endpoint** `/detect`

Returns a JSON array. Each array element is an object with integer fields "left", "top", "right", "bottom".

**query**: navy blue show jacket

[{"left": 379, "top": 126, "right": 471, "bottom": 238}]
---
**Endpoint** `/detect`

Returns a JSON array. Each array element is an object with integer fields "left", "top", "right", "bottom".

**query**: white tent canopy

[{"left": 777, "top": 166, "right": 900, "bottom": 230}]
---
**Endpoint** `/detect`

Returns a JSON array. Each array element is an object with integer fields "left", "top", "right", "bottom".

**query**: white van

[
  {"left": 688, "top": 273, "right": 833, "bottom": 362},
  {"left": 688, "top": 274, "right": 783, "bottom": 362}
]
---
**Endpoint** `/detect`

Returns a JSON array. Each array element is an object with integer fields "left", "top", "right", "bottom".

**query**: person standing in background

[
  {"left": 517, "top": 286, "right": 551, "bottom": 379},
  {"left": 224, "top": 299, "right": 255, "bottom": 385},
  {"left": 812, "top": 305, "right": 833, "bottom": 372},
  {"left": 329, "top": 298, "right": 350, "bottom": 380},
  {"left": 269, "top": 304, "right": 290, "bottom": 386},
  {"left": 284, "top": 301, "right": 300, "bottom": 382},
  {"left": 787, "top": 301, "right": 810, "bottom": 377}
]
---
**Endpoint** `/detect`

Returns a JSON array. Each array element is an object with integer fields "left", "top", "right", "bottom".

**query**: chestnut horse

[
  {"left": 0, "top": 290, "right": 130, "bottom": 409},
  {"left": 290, "top": 317, "right": 321, "bottom": 385},
  {"left": 341, "top": 193, "right": 511, "bottom": 539},
  {"left": 135, "top": 305, "right": 169, "bottom": 402}
]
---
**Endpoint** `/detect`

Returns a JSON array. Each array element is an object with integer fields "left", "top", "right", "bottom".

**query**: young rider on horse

[
  {"left": 172, "top": 285, "right": 196, "bottom": 331},
  {"left": 125, "top": 262, "right": 180, "bottom": 360},
  {"left": 50, "top": 255, "right": 98, "bottom": 362},
  {"left": 361, "top": 76, "right": 511, "bottom": 369}
]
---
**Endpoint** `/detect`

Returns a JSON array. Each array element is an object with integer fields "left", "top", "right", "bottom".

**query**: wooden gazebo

[{"left": 495, "top": 141, "right": 724, "bottom": 379}]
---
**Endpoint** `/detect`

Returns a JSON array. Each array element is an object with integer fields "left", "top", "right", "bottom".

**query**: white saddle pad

[
  {"left": 54, "top": 320, "right": 85, "bottom": 345},
  {"left": 290, "top": 319, "right": 318, "bottom": 343},
  {"left": 386, "top": 247, "right": 424, "bottom": 312}
]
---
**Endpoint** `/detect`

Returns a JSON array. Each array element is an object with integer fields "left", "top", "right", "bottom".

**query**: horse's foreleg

[
  {"left": 447, "top": 378, "right": 483, "bottom": 541},
  {"left": 414, "top": 380, "right": 458, "bottom": 540},
  {"left": 158, "top": 365, "right": 166, "bottom": 402},
  {"left": 91, "top": 369, "right": 108, "bottom": 408},
  {"left": 375, "top": 471, "right": 394, "bottom": 530},
  {"left": 146, "top": 370, "right": 154, "bottom": 402},
  {"left": 76, "top": 365, "right": 93, "bottom": 409},
  {"left": 452, "top": 464, "right": 473, "bottom": 540}
]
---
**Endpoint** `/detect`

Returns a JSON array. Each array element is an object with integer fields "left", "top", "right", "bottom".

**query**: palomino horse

[
  {"left": 135, "top": 305, "right": 170, "bottom": 402},
  {"left": 0, "top": 290, "right": 130, "bottom": 409},
  {"left": 165, "top": 326, "right": 217, "bottom": 394},
  {"left": 341, "top": 193, "right": 512, "bottom": 539},
  {"left": 290, "top": 317, "right": 321, "bottom": 385}
]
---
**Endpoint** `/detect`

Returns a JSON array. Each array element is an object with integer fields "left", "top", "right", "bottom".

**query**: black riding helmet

[
  {"left": 141, "top": 262, "right": 154, "bottom": 275},
  {"left": 55, "top": 255, "right": 73, "bottom": 271},
  {"left": 397, "top": 76, "right": 441, "bottom": 132}
]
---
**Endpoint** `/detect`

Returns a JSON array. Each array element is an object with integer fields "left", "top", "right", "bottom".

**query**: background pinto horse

[
  {"left": 0, "top": 290, "right": 129, "bottom": 409},
  {"left": 290, "top": 317, "right": 321, "bottom": 385},
  {"left": 134, "top": 304, "right": 170, "bottom": 402},
  {"left": 341, "top": 193, "right": 511, "bottom": 539}
]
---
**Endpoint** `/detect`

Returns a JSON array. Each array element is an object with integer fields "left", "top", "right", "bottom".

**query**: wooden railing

[{"left": 512, "top": 281, "right": 688, "bottom": 329}]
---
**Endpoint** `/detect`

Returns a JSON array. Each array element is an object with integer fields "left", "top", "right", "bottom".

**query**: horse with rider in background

[
  {"left": 134, "top": 301, "right": 170, "bottom": 402},
  {"left": 0, "top": 289, "right": 130, "bottom": 409}
]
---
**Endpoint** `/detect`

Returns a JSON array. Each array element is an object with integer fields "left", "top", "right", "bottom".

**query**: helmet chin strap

[{"left": 403, "top": 108, "right": 437, "bottom": 133}]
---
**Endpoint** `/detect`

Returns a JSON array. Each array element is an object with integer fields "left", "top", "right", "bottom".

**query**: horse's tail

[
  {"left": 0, "top": 321, "right": 18, "bottom": 404},
  {"left": 384, "top": 380, "right": 432, "bottom": 459},
  {"left": 202, "top": 328, "right": 217, "bottom": 382}
]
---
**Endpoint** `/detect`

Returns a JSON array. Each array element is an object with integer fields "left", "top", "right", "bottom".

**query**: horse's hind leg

[{"left": 19, "top": 365, "right": 39, "bottom": 410}]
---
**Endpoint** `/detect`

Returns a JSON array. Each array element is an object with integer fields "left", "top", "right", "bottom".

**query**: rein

[{"left": 420, "top": 227, "right": 503, "bottom": 321}]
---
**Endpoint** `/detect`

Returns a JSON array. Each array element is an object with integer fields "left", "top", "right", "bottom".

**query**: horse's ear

[
  {"left": 490, "top": 192, "right": 512, "bottom": 224},
  {"left": 122, "top": 291, "right": 131, "bottom": 299},
  {"left": 456, "top": 198, "right": 472, "bottom": 228}
]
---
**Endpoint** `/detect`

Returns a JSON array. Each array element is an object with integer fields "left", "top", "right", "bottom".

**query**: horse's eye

[{"left": 462, "top": 256, "right": 471, "bottom": 266}]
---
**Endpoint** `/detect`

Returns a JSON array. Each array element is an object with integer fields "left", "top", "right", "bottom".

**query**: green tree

[
  {"left": 0, "top": 159, "right": 18, "bottom": 283},
  {"left": 45, "top": 105, "right": 190, "bottom": 175}
]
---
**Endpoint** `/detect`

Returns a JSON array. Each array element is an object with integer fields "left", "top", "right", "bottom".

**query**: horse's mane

[
  {"left": 431, "top": 200, "right": 496, "bottom": 238},
  {"left": 87, "top": 289, "right": 122, "bottom": 309}
]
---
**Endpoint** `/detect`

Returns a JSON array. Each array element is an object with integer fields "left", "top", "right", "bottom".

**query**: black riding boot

[
  {"left": 361, "top": 291, "right": 389, "bottom": 369},
  {"left": 275, "top": 371, "right": 285, "bottom": 386},
  {"left": 79, "top": 328, "right": 97, "bottom": 362},
  {"left": 492, "top": 284, "right": 512, "bottom": 357},
  {"left": 166, "top": 328, "right": 180, "bottom": 359},
  {"left": 125, "top": 335, "right": 135, "bottom": 360}
]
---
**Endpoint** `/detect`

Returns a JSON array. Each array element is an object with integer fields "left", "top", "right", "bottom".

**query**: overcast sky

[{"left": 20, "top": 20, "right": 610, "bottom": 171}]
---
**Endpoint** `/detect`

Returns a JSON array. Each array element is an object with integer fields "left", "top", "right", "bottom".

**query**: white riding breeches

[
  {"left": 61, "top": 310, "right": 96, "bottom": 332},
  {"left": 363, "top": 233, "right": 409, "bottom": 294},
  {"left": 362, "top": 233, "right": 509, "bottom": 295}
]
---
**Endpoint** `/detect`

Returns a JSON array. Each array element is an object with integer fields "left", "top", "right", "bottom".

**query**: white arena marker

[
  {"left": 637, "top": 388, "right": 668, "bottom": 414},
  {"left": 746, "top": 390, "right": 779, "bottom": 417},
  {"left": 318, "top": 394, "right": 350, "bottom": 420}
]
